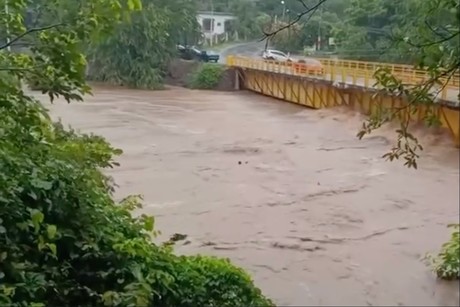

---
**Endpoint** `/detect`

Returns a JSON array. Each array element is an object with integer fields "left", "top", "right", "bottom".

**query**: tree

[
  {"left": 0, "top": 0, "right": 274, "bottom": 305},
  {"left": 228, "top": 0, "right": 260, "bottom": 40},
  {"left": 87, "top": 0, "right": 200, "bottom": 89},
  {"left": 267, "top": 20, "right": 303, "bottom": 51},
  {"left": 21, "top": 0, "right": 199, "bottom": 89},
  {"left": 330, "top": 0, "right": 411, "bottom": 61}
]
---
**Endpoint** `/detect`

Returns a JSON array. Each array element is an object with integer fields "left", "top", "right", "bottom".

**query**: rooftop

[{"left": 197, "top": 11, "right": 235, "bottom": 17}]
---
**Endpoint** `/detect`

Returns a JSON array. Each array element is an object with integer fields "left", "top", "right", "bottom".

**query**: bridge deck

[{"left": 227, "top": 56, "right": 459, "bottom": 106}]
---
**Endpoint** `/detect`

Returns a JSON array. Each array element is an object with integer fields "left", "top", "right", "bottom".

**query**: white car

[{"left": 262, "top": 49, "right": 292, "bottom": 62}]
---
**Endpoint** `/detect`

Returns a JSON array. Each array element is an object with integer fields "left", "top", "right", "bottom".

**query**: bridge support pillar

[{"left": 234, "top": 69, "right": 240, "bottom": 90}]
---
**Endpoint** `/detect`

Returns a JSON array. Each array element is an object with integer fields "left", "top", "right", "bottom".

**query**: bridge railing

[
  {"left": 317, "top": 58, "right": 460, "bottom": 89},
  {"left": 227, "top": 55, "right": 459, "bottom": 102}
]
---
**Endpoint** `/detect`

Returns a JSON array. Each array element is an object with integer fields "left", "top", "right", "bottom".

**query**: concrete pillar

[{"left": 234, "top": 69, "right": 240, "bottom": 90}]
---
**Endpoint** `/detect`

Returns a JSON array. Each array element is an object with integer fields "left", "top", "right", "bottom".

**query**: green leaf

[
  {"left": 47, "top": 225, "right": 57, "bottom": 239},
  {"left": 28, "top": 191, "right": 38, "bottom": 200},
  {"left": 47, "top": 243, "right": 57, "bottom": 256},
  {"left": 143, "top": 216, "right": 154, "bottom": 232},
  {"left": 30, "top": 209, "right": 44, "bottom": 232},
  {"left": 31, "top": 179, "right": 53, "bottom": 190},
  {"left": 2, "top": 286, "right": 15, "bottom": 296},
  {"left": 127, "top": 0, "right": 136, "bottom": 10}
]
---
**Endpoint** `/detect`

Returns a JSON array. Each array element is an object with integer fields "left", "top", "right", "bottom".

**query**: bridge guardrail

[
  {"left": 227, "top": 55, "right": 459, "bottom": 102},
  {"left": 317, "top": 58, "right": 460, "bottom": 89}
]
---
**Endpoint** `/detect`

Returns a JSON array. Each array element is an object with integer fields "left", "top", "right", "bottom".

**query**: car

[
  {"left": 192, "top": 47, "right": 219, "bottom": 63},
  {"left": 294, "top": 58, "right": 324, "bottom": 75},
  {"left": 262, "top": 49, "right": 292, "bottom": 62},
  {"left": 203, "top": 50, "right": 220, "bottom": 63},
  {"left": 176, "top": 44, "right": 194, "bottom": 60},
  {"left": 177, "top": 45, "right": 220, "bottom": 63}
]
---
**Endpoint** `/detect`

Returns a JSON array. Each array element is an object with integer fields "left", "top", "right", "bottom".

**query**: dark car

[
  {"left": 176, "top": 44, "right": 194, "bottom": 60},
  {"left": 203, "top": 50, "right": 220, "bottom": 63},
  {"left": 190, "top": 46, "right": 220, "bottom": 63},
  {"left": 177, "top": 45, "right": 219, "bottom": 63}
]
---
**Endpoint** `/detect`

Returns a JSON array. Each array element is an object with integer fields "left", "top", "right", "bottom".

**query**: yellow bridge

[{"left": 226, "top": 55, "right": 460, "bottom": 146}]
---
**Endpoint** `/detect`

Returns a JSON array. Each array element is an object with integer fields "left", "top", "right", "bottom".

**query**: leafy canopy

[{"left": 87, "top": 0, "right": 201, "bottom": 88}]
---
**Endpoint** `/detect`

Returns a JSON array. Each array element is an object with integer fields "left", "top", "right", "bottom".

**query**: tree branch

[
  {"left": 424, "top": 20, "right": 449, "bottom": 39},
  {"left": 405, "top": 31, "right": 460, "bottom": 48},
  {"left": 297, "top": 0, "right": 310, "bottom": 11},
  {"left": 260, "top": 0, "right": 327, "bottom": 43},
  {"left": 0, "top": 23, "right": 63, "bottom": 51}
]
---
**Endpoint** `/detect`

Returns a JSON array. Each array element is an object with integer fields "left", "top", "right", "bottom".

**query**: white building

[{"left": 196, "top": 11, "right": 236, "bottom": 41}]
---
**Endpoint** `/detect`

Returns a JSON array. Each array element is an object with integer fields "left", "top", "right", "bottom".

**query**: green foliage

[
  {"left": 87, "top": 0, "right": 200, "bottom": 89},
  {"left": 267, "top": 21, "right": 302, "bottom": 52},
  {"left": 0, "top": 71, "right": 21, "bottom": 89},
  {"left": 228, "top": 0, "right": 270, "bottom": 40},
  {"left": 169, "top": 255, "right": 272, "bottom": 306},
  {"left": 188, "top": 63, "right": 226, "bottom": 89},
  {"left": 425, "top": 224, "right": 460, "bottom": 280},
  {"left": 0, "top": 0, "right": 273, "bottom": 306},
  {"left": 1, "top": 0, "right": 142, "bottom": 101}
]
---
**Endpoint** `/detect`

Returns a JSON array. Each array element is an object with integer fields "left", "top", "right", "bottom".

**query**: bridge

[{"left": 226, "top": 55, "right": 460, "bottom": 146}]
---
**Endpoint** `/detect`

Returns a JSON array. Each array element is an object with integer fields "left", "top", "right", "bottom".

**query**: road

[
  {"left": 42, "top": 86, "right": 459, "bottom": 306},
  {"left": 218, "top": 40, "right": 265, "bottom": 63}
]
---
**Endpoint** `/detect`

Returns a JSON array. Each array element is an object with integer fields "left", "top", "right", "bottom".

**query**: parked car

[
  {"left": 194, "top": 47, "right": 220, "bottom": 63},
  {"left": 262, "top": 49, "right": 292, "bottom": 62},
  {"left": 176, "top": 44, "right": 194, "bottom": 60},
  {"left": 176, "top": 45, "right": 220, "bottom": 63}
]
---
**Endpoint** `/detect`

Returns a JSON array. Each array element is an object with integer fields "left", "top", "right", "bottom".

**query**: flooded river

[{"left": 45, "top": 86, "right": 459, "bottom": 306}]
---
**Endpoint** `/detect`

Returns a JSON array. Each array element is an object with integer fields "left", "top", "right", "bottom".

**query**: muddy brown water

[{"left": 41, "top": 86, "right": 459, "bottom": 306}]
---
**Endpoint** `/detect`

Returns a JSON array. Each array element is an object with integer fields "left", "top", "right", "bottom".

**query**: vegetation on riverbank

[
  {"left": 0, "top": 0, "right": 273, "bottom": 305},
  {"left": 187, "top": 63, "right": 226, "bottom": 89},
  {"left": 85, "top": 0, "right": 200, "bottom": 89},
  {"left": 425, "top": 224, "right": 460, "bottom": 280}
]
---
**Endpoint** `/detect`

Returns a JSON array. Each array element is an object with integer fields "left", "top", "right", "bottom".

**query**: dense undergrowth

[
  {"left": 188, "top": 63, "right": 226, "bottom": 89},
  {"left": 426, "top": 224, "right": 460, "bottom": 280}
]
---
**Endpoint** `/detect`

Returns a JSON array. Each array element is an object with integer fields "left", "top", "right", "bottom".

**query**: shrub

[
  {"left": 425, "top": 224, "right": 460, "bottom": 280},
  {"left": 0, "top": 89, "right": 273, "bottom": 306},
  {"left": 188, "top": 63, "right": 226, "bottom": 89}
]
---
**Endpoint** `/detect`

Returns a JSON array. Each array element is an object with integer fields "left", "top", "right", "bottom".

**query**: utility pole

[
  {"left": 5, "top": 0, "right": 11, "bottom": 51},
  {"left": 281, "top": 1, "right": 285, "bottom": 21},
  {"left": 210, "top": 0, "right": 214, "bottom": 47},
  {"left": 317, "top": 6, "right": 322, "bottom": 51},
  {"left": 287, "top": 9, "right": 291, "bottom": 47}
]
